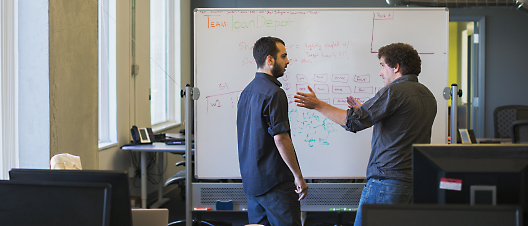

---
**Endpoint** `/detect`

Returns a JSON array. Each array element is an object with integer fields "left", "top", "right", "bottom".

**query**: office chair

[
  {"left": 165, "top": 160, "right": 188, "bottom": 201},
  {"left": 511, "top": 120, "right": 528, "bottom": 143},
  {"left": 165, "top": 155, "right": 232, "bottom": 226},
  {"left": 493, "top": 105, "right": 528, "bottom": 138}
]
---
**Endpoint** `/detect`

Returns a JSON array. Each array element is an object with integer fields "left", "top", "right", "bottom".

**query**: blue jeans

[
  {"left": 354, "top": 178, "right": 412, "bottom": 226},
  {"left": 247, "top": 181, "right": 301, "bottom": 226}
]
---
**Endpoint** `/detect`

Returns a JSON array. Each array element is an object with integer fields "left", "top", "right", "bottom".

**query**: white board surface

[{"left": 194, "top": 8, "right": 448, "bottom": 179}]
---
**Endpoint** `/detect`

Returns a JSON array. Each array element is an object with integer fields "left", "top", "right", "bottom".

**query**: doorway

[{"left": 449, "top": 16, "right": 485, "bottom": 138}]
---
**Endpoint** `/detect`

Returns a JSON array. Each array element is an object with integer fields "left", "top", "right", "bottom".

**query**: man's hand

[
  {"left": 294, "top": 86, "right": 322, "bottom": 110},
  {"left": 295, "top": 177, "right": 308, "bottom": 201},
  {"left": 294, "top": 85, "right": 348, "bottom": 126},
  {"left": 347, "top": 96, "right": 361, "bottom": 111},
  {"left": 274, "top": 133, "right": 308, "bottom": 201}
]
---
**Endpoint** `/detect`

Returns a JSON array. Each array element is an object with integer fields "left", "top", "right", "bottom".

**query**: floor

[{"left": 159, "top": 187, "right": 357, "bottom": 226}]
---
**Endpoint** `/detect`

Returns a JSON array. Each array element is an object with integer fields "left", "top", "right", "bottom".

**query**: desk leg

[
  {"left": 141, "top": 151, "right": 147, "bottom": 208},
  {"left": 150, "top": 151, "right": 170, "bottom": 208}
]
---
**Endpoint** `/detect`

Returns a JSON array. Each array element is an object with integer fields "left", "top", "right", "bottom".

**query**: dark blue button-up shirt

[
  {"left": 237, "top": 73, "right": 295, "bottom": 196},
  {"left": 344, "top": 74, "right": 437, "bottom": 182}
]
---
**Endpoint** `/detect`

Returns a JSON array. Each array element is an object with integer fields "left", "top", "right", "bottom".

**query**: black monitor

[
  {"left": 9, "top": 169, "right": 132, "bottom": 226},
  {"left": 413, "top": 144, "right": 528, "bottom": 224},
  {"left": 0, "top": 180, "right": 112, "bottom": 226},
  {"left": 362, "top": 204, "right": 522, "bottom": 226}
]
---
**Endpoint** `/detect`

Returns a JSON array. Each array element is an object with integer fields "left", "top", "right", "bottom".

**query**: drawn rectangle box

[
  {"left": 314, "top": 74, "right": 328, "bottom": 83},
  {"left": 297, "top": 84, "right": 310, "bottom": 93},
  {"left": 333, "top": 98, "right": 348, "bottom": 105},
  {"left": 332, "top": 74, "right": 349, "bottom": 83},
  {"left": 314, "top": 84, "right": 329, "bottom": 94},
  {"left": 297, "top": 74, "right": 309, "bottom": 83},
  {"left": 354, "top": 74, "right": 370, "bottom": 83},
  {"left": 374, "top": 11, "right": 394, "bottom": 20},
  {"left": 206, "top": 91, "right": 241, "bottom": 113},
  {"left": 354, "top": 86, "right": 373, "bottom": 94},
  {"left": 333, "top": 85, "right": 352, "bottom": 94},
  {"left": 355, "top": 97, "right": 370, "bottom": 104}
]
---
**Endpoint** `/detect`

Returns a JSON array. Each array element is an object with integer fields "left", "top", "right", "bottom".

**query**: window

[
  {"left": 0, "top": 0, "right": 19, "bottom": 179},
  {"left": 18, "top": 0, "right": 49, "bottom": 169},
  {"left": 150, "top": 0, "right": 181, "bottom": 128},
  {"left": 98, "top": 0, "right": 117, "bottom": 148}
]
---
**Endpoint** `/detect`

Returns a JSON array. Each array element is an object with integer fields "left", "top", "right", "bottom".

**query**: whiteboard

[{"left": 194, "top": 8, "right": 448, "bottom": 179}]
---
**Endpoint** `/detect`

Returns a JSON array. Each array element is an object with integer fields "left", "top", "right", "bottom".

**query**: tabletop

[{"left": 121, "top": 142, "right": 190, "bottom": 153}]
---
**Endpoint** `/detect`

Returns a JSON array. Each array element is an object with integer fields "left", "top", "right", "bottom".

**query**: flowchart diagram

[{"left": 281, "top": 72, "right": 381, "bottom": 147}]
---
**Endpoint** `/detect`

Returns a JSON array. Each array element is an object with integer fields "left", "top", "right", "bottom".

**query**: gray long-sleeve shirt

[{"left": 344, "top": 74, "right": 437, "bottom": 182}]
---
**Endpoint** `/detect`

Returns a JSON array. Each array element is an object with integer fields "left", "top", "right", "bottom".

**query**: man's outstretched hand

[{"left": 294, "top": 86, "right": 321, "bottom": 110}]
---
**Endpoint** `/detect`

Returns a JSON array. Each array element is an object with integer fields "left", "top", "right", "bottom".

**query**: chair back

[
  {"left": 493, "top": 105, "right": 528, "bottom": 138},
  {"left": 512, "top": 120, "right": 528, "bottom": 143}
]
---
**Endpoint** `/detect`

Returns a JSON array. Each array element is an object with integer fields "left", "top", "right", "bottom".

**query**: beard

[{"left": 271, "top": 61, "right": 285, "bottom": 78}]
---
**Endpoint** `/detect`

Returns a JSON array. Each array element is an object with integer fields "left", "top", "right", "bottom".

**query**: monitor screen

[
  {"left": 9, "top": 169, "right": 132, "bottom": 226},
  {"left": 0, "top": 180, "right": 111, "bottom": 226},
  {"left": 412, "top": 144, "right": 528, "bottom": 222},
  {"left": 139, "top": 128, "right": 149, "bottom": 141}
]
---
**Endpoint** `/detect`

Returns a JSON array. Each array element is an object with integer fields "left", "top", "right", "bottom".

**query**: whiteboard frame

[{"left": 194, "top": 7, "right": 450, "bottom": 12}]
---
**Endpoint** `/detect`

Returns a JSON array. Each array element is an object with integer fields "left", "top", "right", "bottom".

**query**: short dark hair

[
  {"left": 377, "top": 43, "right": 421, "bottom": 76},
  {"left": 253, "top": 36, "right": 285, "bottom": 69}
]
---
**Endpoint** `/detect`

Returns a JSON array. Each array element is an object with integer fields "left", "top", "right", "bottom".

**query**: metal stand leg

[
  {"left": 185, "top": 85, "right": 193, "bottom": 226},
  {"left": 141, "top": 151, "right": 147, "bottom": 208},
  {"left": 450, "top": 84, "right": 462, "bottom": 144},
  {"left": 150, "top": 151, "right": 170, "bottom": 208}
]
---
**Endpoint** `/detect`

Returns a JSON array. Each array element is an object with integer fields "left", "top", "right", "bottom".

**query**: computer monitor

[
  {"left": 9, "top": 169, "right": 132, "bottom": 226},
  {"left": 0, "top": 180, "right": 112, "bottom": 226},
  {"left": 362, "top": 204, "right": 522, "bottom": 226},
  {"left": 412, "top": 144, "right": 528, "bottom": 224}
]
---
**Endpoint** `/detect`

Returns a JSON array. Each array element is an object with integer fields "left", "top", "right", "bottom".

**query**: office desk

[{"left": 122, "top": 142, "right": 190, "bottom": 208}]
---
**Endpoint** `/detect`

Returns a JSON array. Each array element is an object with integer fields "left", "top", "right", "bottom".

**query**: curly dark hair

[
  {"left": 377, "top": 43, "right": 421, "bottom": 76},
  {"left": 253, "top": 36, "right": 285, "bottom": 69}
]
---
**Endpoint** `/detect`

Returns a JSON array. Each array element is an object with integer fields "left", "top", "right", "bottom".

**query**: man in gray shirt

[{"left": 294, "top": 43, "right": 437, "bottom": 226}]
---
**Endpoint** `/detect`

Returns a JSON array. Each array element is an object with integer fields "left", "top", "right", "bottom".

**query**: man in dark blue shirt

[
  {"left": 237, "top": 36, "right": 308, "bottom": 226},
  {"left": 294, "top": 43, "right": 437, "bottom": 226}
]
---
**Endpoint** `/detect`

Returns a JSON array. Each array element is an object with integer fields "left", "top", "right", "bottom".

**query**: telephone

[
  {"left": 131, "top": 125, "right": 154, "bottom": 144},
  {"left": 456, "top": 128, "right": 477, "bottom": 144}
]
